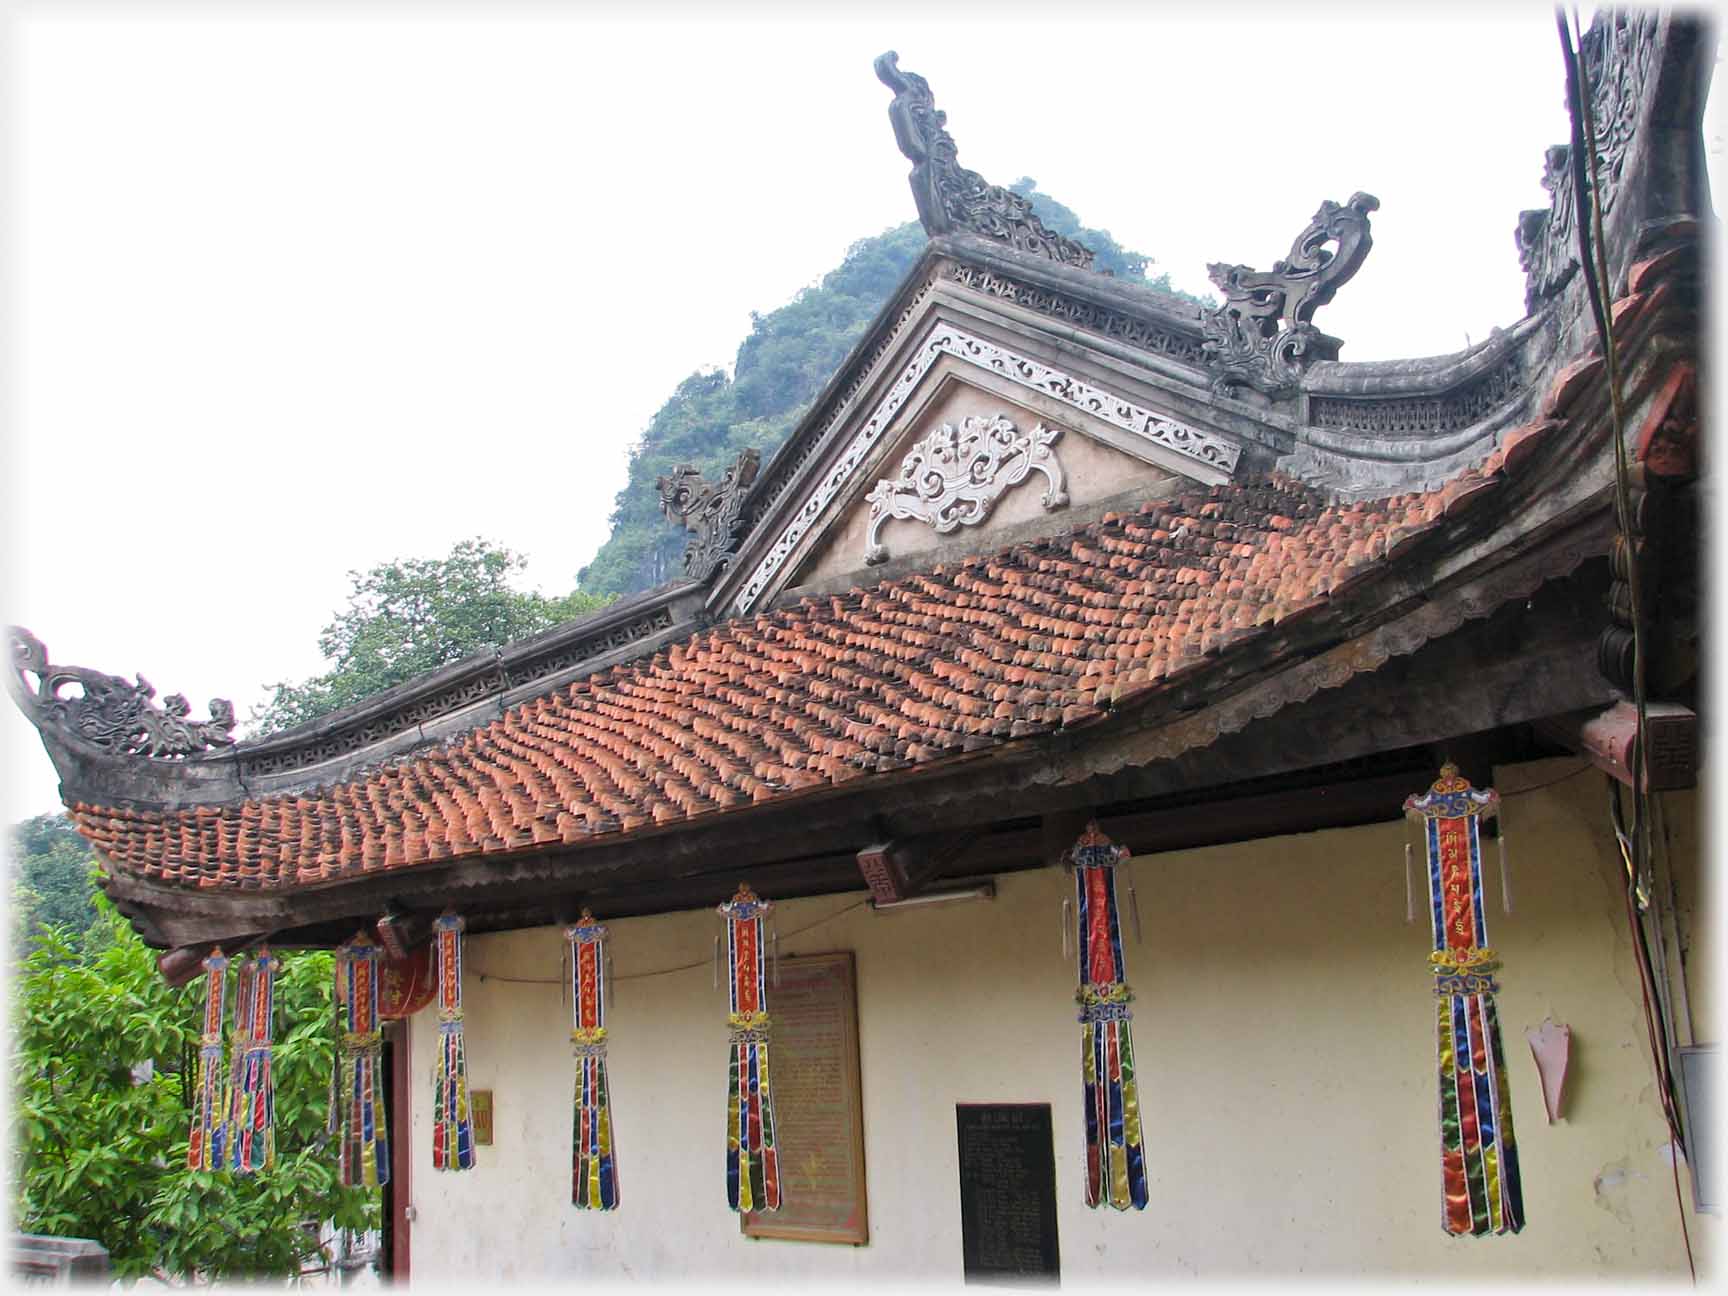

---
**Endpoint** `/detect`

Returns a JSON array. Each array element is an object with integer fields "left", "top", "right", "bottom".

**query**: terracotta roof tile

[{"left": 70, "top": 464, "right": 1530, "bottom": 892}]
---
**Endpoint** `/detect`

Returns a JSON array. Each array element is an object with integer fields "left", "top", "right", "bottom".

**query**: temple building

[{"left": 8, "top": 11, "right": 1713, "bottom": 1282}]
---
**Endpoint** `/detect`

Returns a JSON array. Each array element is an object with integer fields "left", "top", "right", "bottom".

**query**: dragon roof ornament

[
  {"left": 874, "top": 51, "right": 1096, "bottom": 271},
  {"left": 8, "top": 626, "right": 237, "bottom": 759},
  {"left": 1200, "top": 192, "right": 1379, "bottom": 397},
  {"left": 658, "top": 448, "right": 762, "bottom": 582}
]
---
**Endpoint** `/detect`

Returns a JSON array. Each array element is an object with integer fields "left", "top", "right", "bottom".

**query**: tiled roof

[{"left": 70, "top": 450, "right": 1544, "bottom": 894}]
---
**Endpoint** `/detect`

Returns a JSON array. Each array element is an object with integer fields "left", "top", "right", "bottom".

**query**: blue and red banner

[{"left": 1405, "top": 765, "right": 1524, "bottom": 1235}]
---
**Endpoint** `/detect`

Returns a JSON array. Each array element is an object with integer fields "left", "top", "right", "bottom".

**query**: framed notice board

[
  {"left": 742, "top": 951, "right": 869, "bottom": 1244},
  {"left": 955, "top": 1103, "right": 1060, "bottom": 1283}
]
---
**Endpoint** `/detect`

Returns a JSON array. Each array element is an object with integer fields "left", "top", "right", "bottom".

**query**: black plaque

[{"left": 955, "top": 1103, "right": 1060, "bottom": 1284}]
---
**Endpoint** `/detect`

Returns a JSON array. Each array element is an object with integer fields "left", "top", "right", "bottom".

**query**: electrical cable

[
  {"left": 471, "top": 896, "right": 870, "bottom": 986},
  {"left": 1557, "top": 10, "right": 1694, "bottom": 1279}
]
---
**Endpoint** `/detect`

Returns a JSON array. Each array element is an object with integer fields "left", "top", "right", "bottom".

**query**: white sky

[{"left": 2, "top": 2, "right": 1719, "bottom": 823}]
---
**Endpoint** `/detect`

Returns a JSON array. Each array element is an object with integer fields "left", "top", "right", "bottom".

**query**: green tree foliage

[
  {"left": 10, "top": 813, "right": 100, "bottom": 950},
  {"left": 577, "top": 190, "right": 1209, "bottom": 598},
  {"left": 13, "top": 896, "right": 376, "bottom": 1279},
  {"left": 255, "top": 538, "right": 614, "bottom": 735}
]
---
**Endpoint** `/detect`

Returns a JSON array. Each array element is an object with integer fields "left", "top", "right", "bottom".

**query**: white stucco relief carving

[
  {"left": 863, "top": 415, "right": 1067, "bottom": 565},
  {"left": 735, "top": 322, "right": 1240, "bottom": 614}
]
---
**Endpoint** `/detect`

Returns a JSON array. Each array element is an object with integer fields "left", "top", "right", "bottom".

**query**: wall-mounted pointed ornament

[
  {"left": 1067, "top": 823, "right": 1149, "bottom": 1210},
  {"left": 1525, "top": 1018, "right": 1571, "bottom": 1124},
  {"left": 228, "top": 948, "right": 280, "bottom": 1173},
  {"left": 431, "top": 912, "right": 476, "bottom": 1171},
  {"left": 719, "top": 884, "right": 781, "bottom": 1213},
  {"left": 333, "top": 933, "right": 390, "bottom": 1187},
  {"left": 188, "top": 948, "right": 230, "bottom": 1171},
  {"left": 1405, "top": 765, "right": 1524, "bottom": 1235},
  {"left": 567, "top": 910, "right": 619, "bottom": 1209}
]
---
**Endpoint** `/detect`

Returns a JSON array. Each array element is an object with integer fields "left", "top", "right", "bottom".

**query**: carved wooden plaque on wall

[
  {"left": 956, "top": 1103, "right": 1060, "bottom": 1283},
  {"left": 742, "top": 951, "right": 868, "bottom": 1244}
]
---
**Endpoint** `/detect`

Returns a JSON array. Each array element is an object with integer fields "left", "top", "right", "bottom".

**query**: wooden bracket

[
  {"left": 374, "top": 906, "right": 434, "bottom": 960},
  {"left": 857, "top": 829, "right": 976, "bottom": 903},
  {"left": 1539, "top": 700, "right": 1698, "bottom": 791},
  {"left": 155, "top": 932, "right": 268, "bottom": 986}
]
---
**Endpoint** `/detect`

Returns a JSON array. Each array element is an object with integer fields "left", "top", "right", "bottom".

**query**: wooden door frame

[{"left": 384, "top": 1019, "right": 412, "bottom": 1281}]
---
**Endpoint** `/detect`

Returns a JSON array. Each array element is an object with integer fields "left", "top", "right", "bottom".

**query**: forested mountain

[{"left": 576, "top": 181, "right": 1208, "bottom": 599}]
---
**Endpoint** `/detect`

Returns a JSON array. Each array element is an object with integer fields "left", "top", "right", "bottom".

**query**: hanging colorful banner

[
  {"left": 228, "top": 948, "right": 280, "bottom": 1174},
  {"left": 432, "top": 912, "right": 476, "bottom": 1171},
  {"left": 567, "top": 909, "right": 619, "bottom": 1209},
  {"left": 188, "top": 948, "right": 229, "bottom": 1171},
  {"left": 1404, "top": 764, "right": 1525, "bottom": 1236},
  {"left": 719, "top": 884, "right": 781, "bottom": 1213},
  {"left": 1068, "top": 823, "right": 1149, "bottom": 1211},
  {"left": 334, "top": 933, "right": 390, "bottom": 1187}
]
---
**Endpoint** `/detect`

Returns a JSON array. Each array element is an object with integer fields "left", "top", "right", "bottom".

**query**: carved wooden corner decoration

[
  {"left": 658, "top": 448, "right": 762, "bottom": 582},
  {"left": 7, "top": 626, "right": 237, "bottom": 759},
  {"left": 1200, "top": 192, "right": 1379, "bottom": 397},
  {"left": 1514, "top": 10, "right": 1658, "bottom": 313},
  {"left": 874, "top": 51, "right": 1096, "bottom": 270},
  {"left": 864, "top": 414, "right": 1069, "bottom": 565}
]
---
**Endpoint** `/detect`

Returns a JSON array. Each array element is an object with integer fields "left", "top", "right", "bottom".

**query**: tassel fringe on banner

[
  {"left": 1405, "top": 765, "right": 1524, "bottom": 1236},
  {"left": 1068, "top": 823, "right": 1149, "bottom": 1211},
  {"left": 432, "top": 913, "right": 476, "bottom": 1171},
  {"left": 567, "top": 910, "right": 619, "bottom": 1209},
  {"left": 334, "top": 934, "right": 390, "bottom": 1187},
  {"left": 188, "top": 948, "right": 229, "bottom": 1171},
  {"left": 228, "top": 949, "right": 280, "bottom": 1174},
  {"left": 720, "top": 883, "right": 781, "bottom": 1213}
]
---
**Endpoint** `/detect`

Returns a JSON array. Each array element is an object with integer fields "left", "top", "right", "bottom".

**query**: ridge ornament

[
  {"left": 874, "top": 51, "right": 1095, "bottom": 269},
  {"left": 719, "top": 883, "right": 781, "bottom": 1213},
  {"left": 567, "top": 910, "right": 619, "bottom": 1209},
  {"left": 1404, "top": 765, "right": 1525, "bottom": 1236},
  {"left": 1067, "top": 823, "right": 1149, "bottom": 1210}
]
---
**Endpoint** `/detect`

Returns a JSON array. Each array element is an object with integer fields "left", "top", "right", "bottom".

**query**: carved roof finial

[
  {"left": 656, "top": 448, "right": 762, "bottom": 583},
  {"left": 874, "top": 51, "right": 1095, "bottom": 271},
  {"left": 1199, "top": 192, "right": 1379, "bottom": 397},
  {"left": 7, "top": 626, "right": 237, "bottom": 759}
]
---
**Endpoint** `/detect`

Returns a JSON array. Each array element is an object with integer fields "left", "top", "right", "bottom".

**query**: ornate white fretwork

[
  {"left": 734, "top": 322, "right": 1240, "bottom": 614},
  {"left": 864, "top": 415, "right": 1067, "bottom": 565}
]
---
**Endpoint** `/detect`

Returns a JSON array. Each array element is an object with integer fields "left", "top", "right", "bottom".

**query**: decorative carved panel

[
  {"left": 1308, "top": 353, "right": 1525, "bottom": 437},
  {"left": 864, "top": 415, "right": 1067, "bottom": 565},
  {"left": 942, "top": 263, "right": 1207, "bottom": 365}
]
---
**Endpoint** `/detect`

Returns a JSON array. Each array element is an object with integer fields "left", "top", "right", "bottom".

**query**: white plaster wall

[{"left": 403, "top": 758, "right": 1713, "bottom": 1281}]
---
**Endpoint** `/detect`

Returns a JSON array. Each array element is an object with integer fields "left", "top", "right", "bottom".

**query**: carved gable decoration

[
  {"left": 875, "top": 51, "right": 1095, "bottom": 271},
  {"left": 658, "top": 448, "right": 761, "bottom": 582},
  {"left": 1200, "top": 192, "right": 1379, "bottom": 396},
  {"left": 864, "top": 414, "right": 1067, "bottom": 566},
  {"left": 730, "top": 320, "right": 1242, "bottom": 615}
]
